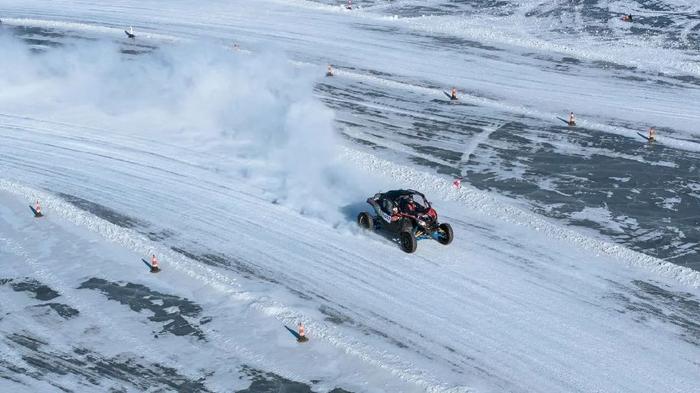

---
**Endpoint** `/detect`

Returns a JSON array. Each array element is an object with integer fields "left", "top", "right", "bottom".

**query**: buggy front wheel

[
  {"left": 436, "top": 223, "right": 453, "bottom": 245},
  {"left": 357, "top": 212, "right": 373, "bottom": 230},
  {"left": 400, "top": 231, "right": 417, "bottom": 253}
]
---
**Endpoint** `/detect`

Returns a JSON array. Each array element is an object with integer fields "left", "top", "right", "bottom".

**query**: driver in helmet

[
  {"left": 390, "top": 207, "right": 401, "bottom": 222},
  {"left": 400, "top": 195, "right": 417, "bottom": 214}
]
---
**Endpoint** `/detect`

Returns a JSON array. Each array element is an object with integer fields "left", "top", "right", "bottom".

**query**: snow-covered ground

[{"left": 1, "top": 1, "right": 700, "bottom": 392}]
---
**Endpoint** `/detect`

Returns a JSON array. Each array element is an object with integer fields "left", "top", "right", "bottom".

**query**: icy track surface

[
  {"left": 1, "top": 1, "right": 700, "bottom": 392},
  {"left": 4, "top": 0, "right": 700, "bottom": 269}
]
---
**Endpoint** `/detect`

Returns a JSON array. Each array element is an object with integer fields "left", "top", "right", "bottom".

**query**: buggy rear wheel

[
  {"left": 357, "top": 212, "right": 373, "bottom": 230},
  {"left": 400, "top": 231, "right": 417, "bottom": 253},
  {"left": 437, "top": 223, "right": 453, "bottom": 245}
]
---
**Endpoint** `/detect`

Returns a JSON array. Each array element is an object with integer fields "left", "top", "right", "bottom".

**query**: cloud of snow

[{"left": 0, "top": 32, "right": 367, "bottom": 223}]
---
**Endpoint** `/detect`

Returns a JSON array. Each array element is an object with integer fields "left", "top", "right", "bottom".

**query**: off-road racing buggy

[{"left": 357, "top": 189, "right": 453, "bottom": 253}]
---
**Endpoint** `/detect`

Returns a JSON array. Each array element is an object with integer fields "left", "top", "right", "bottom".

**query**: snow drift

[{"left": 0, "top": 32, "right": 362, "bottom": 221}]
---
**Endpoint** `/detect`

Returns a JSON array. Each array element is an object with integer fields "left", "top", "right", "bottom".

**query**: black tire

[
  {"left": 400, "top": 231, "right": 417, "bottom": 253},
  {"left": 437, "top": 223, "right": 453, "bottom": 245},
  {"left": 357, "top": 212, "right": 373, "bottom": 230}
]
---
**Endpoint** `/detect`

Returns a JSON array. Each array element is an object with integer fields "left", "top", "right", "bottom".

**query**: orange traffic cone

[
  {"left": 33, "top": 200, "right": 43, "bottom": 217},
  {"left": 150, "top": 254, "right": 161, "bottom": 273},
  {"left": 297, "top": 322, "right": 308, "bottom": 342}
]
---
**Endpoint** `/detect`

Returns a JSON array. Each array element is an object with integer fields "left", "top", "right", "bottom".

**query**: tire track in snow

[
  {"left": 457, "top": 121, "right": 505, "bottom": 177},
  {"left": 0, "top": 179, "right": 466, "bottom": 393},
  {"left": 0, "top": 107, "right": 505, "bottom": 390}
]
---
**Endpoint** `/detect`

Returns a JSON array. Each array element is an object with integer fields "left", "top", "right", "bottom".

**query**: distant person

[
  {"left": 453, "top": 178, "right": 462, "bottom": 189},
  {"left": 648, "top": 126, "right": 656, "bottom": 142},
  {"left": 34, "top": 200, "right": 42, "bottom": 217},
  {"left": 150, "top": 254, "right": 160, "bottom": 273},
  {"left": 326, "top": 64, "right": 334, "bottom": 77},
  {"left": 622, "top": 14, "right": 633, "bottom": 22},
  {"left": 450, "top": 87, "right": 458, "bottom": 100},
  {"left": 568, "top": 112, "right": 576, "bottom": 126},
  {"left": 345, "top": 0, "right": 352, "bottom": 10}
]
